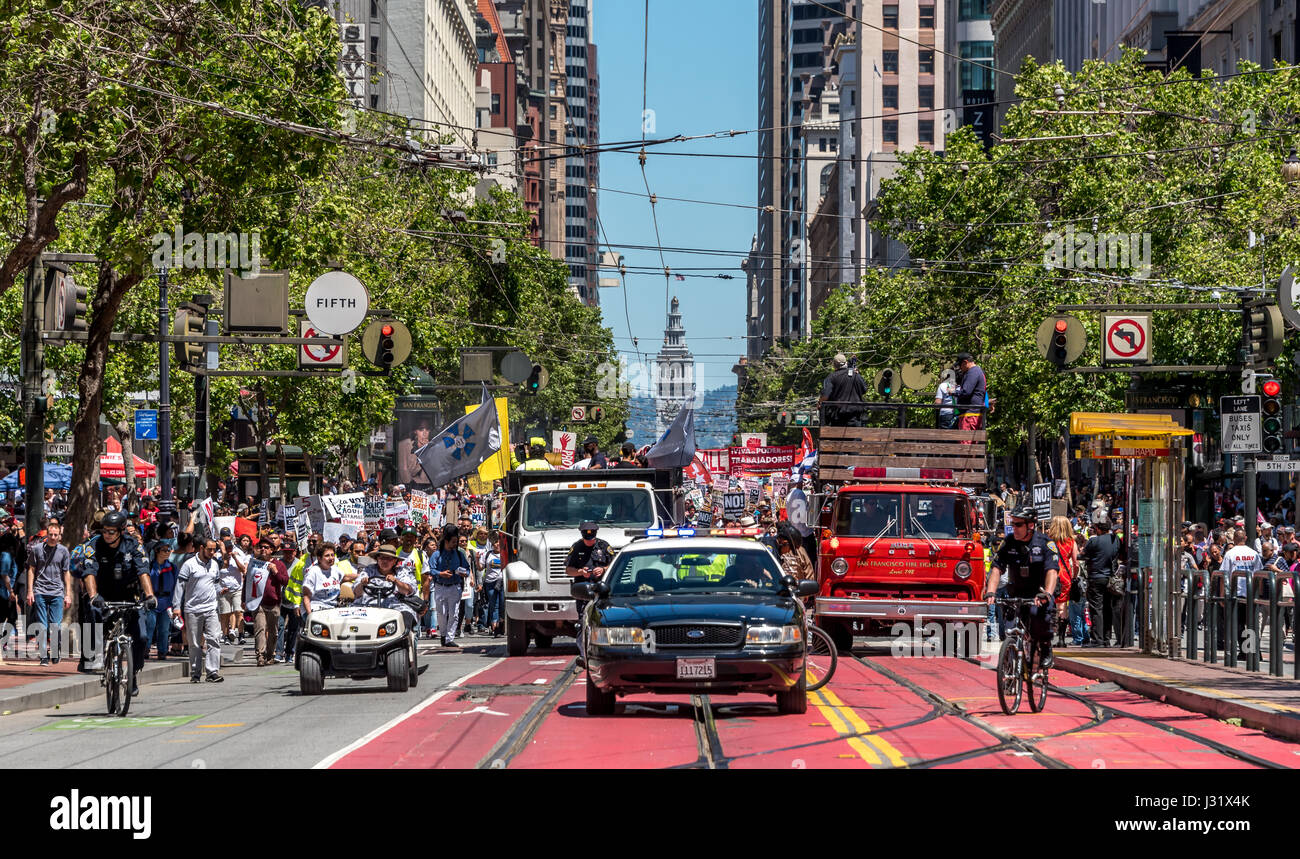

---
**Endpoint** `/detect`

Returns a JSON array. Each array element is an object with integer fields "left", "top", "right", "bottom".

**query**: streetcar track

[{"left": 476, "top": 658, "right": 577, "bottom": 769}]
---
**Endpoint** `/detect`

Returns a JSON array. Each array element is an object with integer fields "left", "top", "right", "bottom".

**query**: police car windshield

[
  {"left": 523, "top": 489, "right": 654, "bottom": 530},
  {"left": 607, "top": 548, "right": 785, "bottom": 596},
  {"left": 836, "top": 493, "right": 902, "bottom": 537}
]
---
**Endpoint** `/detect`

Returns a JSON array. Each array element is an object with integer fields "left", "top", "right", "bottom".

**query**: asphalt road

[{"left": 0, "top": 639, "right": 502, "bottom": 769}]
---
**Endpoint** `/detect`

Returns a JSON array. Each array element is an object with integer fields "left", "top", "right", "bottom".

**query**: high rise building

[
  {"left": 655, "top": 297, "right": 696, "bottom": 438},
  {"left": 475, "top": 0, "right": 520, "bottom": 196},
  {"left": 565, "top": 0, "right": 600, "bottom": 306},
  {"left": 383, "top": 0, "right": 478, "bottom": 135}
]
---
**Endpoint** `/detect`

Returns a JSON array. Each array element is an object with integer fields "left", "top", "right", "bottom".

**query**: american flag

[{"left": 675, "top": 274, "right": 685, "bottom": 281}]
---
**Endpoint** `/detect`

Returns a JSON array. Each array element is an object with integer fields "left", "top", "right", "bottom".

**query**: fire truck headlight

[
  {"left": 954, "top": 561, "right": 972, "bottom": 579},
  {"left": 830, "top": 558, "right": 849, "bottom": 576}
]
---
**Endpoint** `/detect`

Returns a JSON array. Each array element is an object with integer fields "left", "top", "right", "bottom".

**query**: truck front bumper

[
  {"left": 815, "top": 596, "right": 985, "bottom": 623},
  {"left": 505, "top": 598, "right": 578, "bottom": 622}
]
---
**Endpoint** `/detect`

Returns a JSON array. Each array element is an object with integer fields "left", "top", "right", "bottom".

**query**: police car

[{"left": 573, "top": 529, "right": 819, "bottom": 716}]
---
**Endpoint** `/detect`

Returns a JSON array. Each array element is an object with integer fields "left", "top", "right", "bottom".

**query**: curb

[
  {"left": 1055, "top": 655, "right": 1300, "bottom": 743},
  {"left": 0, "top": 660, "right": 189, "bottom": 717}
]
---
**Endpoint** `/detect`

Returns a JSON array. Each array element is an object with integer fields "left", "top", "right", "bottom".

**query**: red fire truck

[{"left": 813, "top": 425, "right": 993, "bottom": 653}]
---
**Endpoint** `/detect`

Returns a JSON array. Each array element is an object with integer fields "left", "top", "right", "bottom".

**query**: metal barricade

[{"left": 1185, "top": 568, "right": 1294, "bottom": 676}]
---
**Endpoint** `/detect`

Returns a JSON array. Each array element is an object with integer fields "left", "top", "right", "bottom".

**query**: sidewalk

[
  {"left": 0, "top": 657, "right": 188, "bottom": 716},
  {"left": 1056, "top": 646, "right": 1300, "bottom": 742}
]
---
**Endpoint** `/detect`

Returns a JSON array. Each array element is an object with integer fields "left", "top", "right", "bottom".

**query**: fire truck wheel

[{"left": 827, "top": 622, "right": 854, "bottom": 654}]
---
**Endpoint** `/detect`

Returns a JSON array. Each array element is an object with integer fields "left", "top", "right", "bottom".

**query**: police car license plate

[{"left": 676, "top": 658, "right": 715, "bottom": 680}]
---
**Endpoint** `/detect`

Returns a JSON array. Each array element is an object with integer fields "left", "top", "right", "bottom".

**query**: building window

[
  {"left": 549, "top": 129, "right": 556, "bottom": 141},
  {"left": 850, "top": 89, "right": 856, "bottom": 106},
  {"left": 829, "top": 138, "right": 838, "bottom": 152},
  {"left": 919, "top": 5, "right": 934, "bottom": 28},
  {"left": 536, "top": 47, "right": 544, "bottom": 69},
  {"left": 882, "top": 50, "right": 899, "bottom": 73},
  {"left": 918, "top": 49, "right": 934, "bottom": 74},
  {"left": 819, "top": 137, "right": 827, "bottom": 152},
  {"left": 829, "top": 102, "right": 840, "bottom": 114},
  {"left": 491, "top": 93, "right": 501, "bottom": 114},
  {"left": 960, "top": 41, "right": 995, "bottom": 91},
  {"left": 918, "top": 84, "right": 933, "bottom": 109},
  {"left": 794, "top": 51, "right": 821, "bottom": 68},
  {"left": 882, "top": 84, "right": 898, "bottom": 109},
  {"left": 918, "top": 119, "right": 934, "bottom": 144},
  {"left": 959, "top": 0, "right": 990, "bottom": 20},
  {"left": 883, "top": 5, "right": 898, "bottom": 28},
  {"left": 883, "top": 119, "right": 898, "bottom": 144},
  {"left": 550, "top": 104, "right": 557, "bottom": 119},
  {"left": 570, "top": 4, "right": 586, "bottom": 17},
  {"left": 486, "top": 152, "right": 498, "bottom": 166},
  {"left": 370, "top": 93, "right": 379, "bottom": 108}
]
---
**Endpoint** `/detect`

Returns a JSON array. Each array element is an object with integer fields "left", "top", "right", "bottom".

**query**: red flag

[
  {"left": 684, "top": 451, "right": 713, "bottom": 485},
  {"left": 798, "top": 428, "right": 815, "bottom": 461},
  {"left": 234, "top": 516, "right": 260, "bottom": 545}
]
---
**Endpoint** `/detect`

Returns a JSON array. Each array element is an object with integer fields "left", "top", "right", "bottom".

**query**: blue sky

[{"left": 593, "top": 0, "right": 756, "bottom": 394}]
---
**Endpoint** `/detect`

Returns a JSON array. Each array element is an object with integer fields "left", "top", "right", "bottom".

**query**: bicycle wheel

[
  {"left": 805, "top": 625, "right": 837, "bottom": 692},
  {"left": 1026, "top": 645, "right": 1048, "bottom": 713},
  {"left": 114, "top": 640, "right": 133, "bottom": 717},
  {"left": 996, "top": 636, "right": 1022, "bottom": 715},
  {"left": 104, "top": 641, "right": 119, "bottom": 715}
]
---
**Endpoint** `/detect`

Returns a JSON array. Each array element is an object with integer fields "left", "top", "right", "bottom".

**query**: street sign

[
  {"left": 571, "top": 405, "right": 587, "bottom": 422},
  {"left": 1256, "top": 455, "right": 1300, "bottom": 472},
  {"left": 1031, "top": 482, "right": 1052, "bottom": 524},
  {"left": 45, "top": 442, "right": 73, "bottom": 457},
  {"left": 304, "top": 271, "right": 369, "bottom": 335},
  {"left": 1220, "top": 395, "right": 1262, "bottom": 454},
  {"left": 1102, "top": 314, "right": 1150, "bottom": 362},
  {"left": 134, "top": 409, "right": 158, "bottom": 441},
  {"left": 723, "top": 493, "right": 746, "bottom": 516},
  {"left": 298, "top": 320, "right": 348, "bottom": 369}
]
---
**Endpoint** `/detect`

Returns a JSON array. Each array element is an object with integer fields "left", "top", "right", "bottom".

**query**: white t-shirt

[
  {"left": 1220, "top": 545, "right": 1262, "bottom": 598},
  {"left": 220, "top": 547, "right": 249, "bottom": 593},
  {"left": 303, "top": 563, "right": 343, "bottom": 610},
  {"left": 935, "top": 380, "right": 957, "bottom": 418}
]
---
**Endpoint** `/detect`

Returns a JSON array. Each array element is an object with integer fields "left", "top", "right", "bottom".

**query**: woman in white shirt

[{"left": 218, "top": 532, "right": 250, "bottom": 645}]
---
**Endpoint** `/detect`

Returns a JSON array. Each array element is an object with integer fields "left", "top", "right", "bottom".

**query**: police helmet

[{"left": 101, "top": 511, "right": 128, "bottom": 530}]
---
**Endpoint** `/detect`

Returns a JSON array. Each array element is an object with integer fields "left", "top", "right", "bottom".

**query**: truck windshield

[
  {"left": 607, "top": 549, "right": 786, "bottom": 595},
  {"left": 522, "top": 489, "right": 654, "bottom": 530},
  {"left": 836, "top": 493, "right": 902, "bottom": 537},
  {"left": 905, "top": 495, "right": 969, "bottom": 539}
]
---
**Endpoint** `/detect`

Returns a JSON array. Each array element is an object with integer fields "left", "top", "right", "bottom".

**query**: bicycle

[
  {"left": 98, "top": 601, "right": 139, "bottom": 717},
  {"left": 993, "top": 596, "right": 1051, "bottom": 715},
  {"left": 803, "top": 605, "right": 837, "bottom": 692}
]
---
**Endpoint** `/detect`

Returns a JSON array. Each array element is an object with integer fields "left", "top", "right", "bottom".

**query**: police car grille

[
  {"left": 652, "top": 624, "right": 743, "bottom": 647},
  {"left": 547, "top": 549, "right": 570, "bottom": 584}
]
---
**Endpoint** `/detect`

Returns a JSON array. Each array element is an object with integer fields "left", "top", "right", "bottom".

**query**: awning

[
  {"left": 100, "top": 436, "right": 157, "bottom": 479},
  {"left": 1070, "top": 412, "right": 1192, "bottom": 460}
]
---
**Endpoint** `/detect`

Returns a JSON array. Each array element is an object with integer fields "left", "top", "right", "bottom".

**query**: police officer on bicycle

[
  {"left": 984, "top": 507, "right": 1059, "bottom": 668},
  {"left": 80, "top": 511, "right": 156, "bottom": 696}
]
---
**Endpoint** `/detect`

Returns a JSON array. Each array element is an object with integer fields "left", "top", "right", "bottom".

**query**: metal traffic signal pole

[
  {"left": 1241, "top": 289, "right": 1257, "bottom": 546},
  {"left": 157, "top": 267, "right": 175, "bottom": 515},
  {"left": 21, "top": 256, "right": 45, "bottom": 538}
]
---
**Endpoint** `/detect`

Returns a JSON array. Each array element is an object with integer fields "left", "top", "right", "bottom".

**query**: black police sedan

[{"left": 572, "top": 535, "right": 820, "bottom": 715}]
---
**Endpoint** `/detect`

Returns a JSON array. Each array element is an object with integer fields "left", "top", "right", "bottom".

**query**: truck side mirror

[
  {"left": 570, "top": 582, "right": 594, "bottom": 601},
  {"left": 796, "top": 580, "right": 819, "bottom": 598}
]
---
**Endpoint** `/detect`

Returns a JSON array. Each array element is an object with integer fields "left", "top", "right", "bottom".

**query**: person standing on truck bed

[
  {"left": 818, "top": 353, "right": 867, "bottom": 427},
  {"left": 517, "top": 438, "right": 553, "bottom": 471},
  {"left": 567, "top": 521, "right": 614, "bottom": 664},
  {"left": 954, "top": 353, "right": 986, "bottom": 432},
  {"left": 984, "top": 507, "right": 1059, "bottom": 668}
]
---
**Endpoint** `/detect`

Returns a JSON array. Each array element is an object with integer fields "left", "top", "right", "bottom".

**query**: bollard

[
  {"left": 1205, "top": 572, "right": 1220, "bottom": 665},
  {"left": 1245, "top": 571, "right": 1260, "bottom": 673},
  {"left": 1225, "top": 572, "right": 1240, "bottom": 669},
  {"left": 1268, "top": 570, "right": 1283, "bottom": 678}
]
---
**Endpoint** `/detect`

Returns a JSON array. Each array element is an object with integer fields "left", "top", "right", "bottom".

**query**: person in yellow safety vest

[
  {"left": 517, "top": 438, "right": 553, "bottom": 471},
  {"left": 397, "top": 525, "right": 425, "bottom": 586},
  {"left": 279, "top": 533, "right": 318, "bottom": 663},
  {"left": 674, "top": 553, "right": 728, "bottom": 582}
]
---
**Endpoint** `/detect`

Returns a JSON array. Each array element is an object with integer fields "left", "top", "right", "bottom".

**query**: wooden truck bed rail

[{"left": 818, "top": 426, "right": 989, "bottom": 487}]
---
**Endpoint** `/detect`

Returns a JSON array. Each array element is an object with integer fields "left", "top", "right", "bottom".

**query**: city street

[{"left": 3, "top": 636, "right": 1295, "bottom": 770}]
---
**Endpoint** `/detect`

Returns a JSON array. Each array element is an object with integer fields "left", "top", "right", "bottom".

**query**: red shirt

[{"left": 1054, "top": 538, "right": 1076, "bottom": 605}]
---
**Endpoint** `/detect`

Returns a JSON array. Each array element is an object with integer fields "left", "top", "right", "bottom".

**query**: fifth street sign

[{"left": 1220, "top": 395, "right": 1262, "bottom": 454}]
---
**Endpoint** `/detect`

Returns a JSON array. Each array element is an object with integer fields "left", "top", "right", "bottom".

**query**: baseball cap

[
  {"left": 583, "top": 435, "right": 600, "bottom": 446},
  {"left": 832, "top": 353, "right": 847, "bottom": 368},
  {"left": 529, "top": 437, "right": 546, "bottom": 448}
]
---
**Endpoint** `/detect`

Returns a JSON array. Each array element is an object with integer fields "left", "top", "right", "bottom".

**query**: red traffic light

[
  {"left": 381, "top": 324, "right": 394, "bottom": 337},
  {"left": 1054, "top": 319, "right": 1069, "bottom": 333},
  {"left": 1262, "top": 379, "right": 1282, "bottom": 397}
]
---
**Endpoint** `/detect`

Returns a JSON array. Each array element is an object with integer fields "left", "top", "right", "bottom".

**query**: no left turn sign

[
  {"left": 299, "top": 320, "right": 347, "bottom": 369},
  {"left": 1103, "top": 314, "right": 1150, "bottom": 362}
]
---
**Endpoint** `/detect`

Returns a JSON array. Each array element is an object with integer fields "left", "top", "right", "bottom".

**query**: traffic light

[
  {"left": 875, "top": 368, "right": 895, "bottom": 400},
  {"left": 1262, "top": 378, "right": 1284, "bottom": 453},
  {"left": 1035, "top": 315, "right": 1085, "bottom": 369},
  {"left": 778, "top": 410, "right": 791, "bottom": 426},
  {"left": 376, "top": 323, "right": 396, "bottom": 370},
  {"left": 173, "top": 303, "right": 206, "bottom": 369},
  {"left": 524, "top": 363, "right": 542, "bottom": 395},
  {"left": 43, "top": 266, "right": 87, "bottom": 332},
  {"left": 1249, "top": 303, "right": 1284, "bottom": 365},
  {"left": 590, "top": 405, "right": 604, "bottom": 422}
]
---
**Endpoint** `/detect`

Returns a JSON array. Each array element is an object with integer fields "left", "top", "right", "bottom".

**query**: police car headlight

[
  {"left": 954, "top": 561, "right": 972, "bottom": 579},
  {"left": 310, "top": 622, "right": 329, "bottom": 637},
  {"left": 378, "top": 620, "right": 398, "bottom": 637},
  {"left": 592, "top": 627, "right": 644, "bottom": 646},
  {"left": 746, "top": 625, "right": 802, "bottom": 645},
  {"left": 830, "top": 558, "right": 849, "bottom": 576}
]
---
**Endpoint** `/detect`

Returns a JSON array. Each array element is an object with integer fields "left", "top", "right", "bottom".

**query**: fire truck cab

[{"left": 815, "top": 470, "right": 990, "bottom": 652}]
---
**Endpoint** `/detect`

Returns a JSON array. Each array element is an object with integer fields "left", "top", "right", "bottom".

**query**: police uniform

[
  {"left": 79, "top": 535, "right": 150, "bottom": 677},
  {"left": 992, "top": 530, "right": 1059, "bottom": 656},
  {"left": 567, "top": 533, "right": 613, "bottom": 660}
]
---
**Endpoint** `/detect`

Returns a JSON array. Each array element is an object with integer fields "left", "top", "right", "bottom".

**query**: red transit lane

[{"left": 322, "top": 647, "right": 1300, "bottom": 769}]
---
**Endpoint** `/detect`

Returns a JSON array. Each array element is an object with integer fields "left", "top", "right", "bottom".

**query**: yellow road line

[
  {"left": 811, "top": 689, "right": 881, "bottom": 765},
  {"left": 811, "top": 687, "right": 909, "bottom": 768},
  {"left": 195, "top": 723, "right": 243, "bottom": 728}
]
